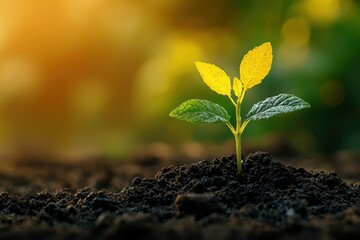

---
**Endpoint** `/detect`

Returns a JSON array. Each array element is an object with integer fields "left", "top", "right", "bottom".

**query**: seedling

[{"left": 170, "top": 42, "right": 310, "bottom": 173}]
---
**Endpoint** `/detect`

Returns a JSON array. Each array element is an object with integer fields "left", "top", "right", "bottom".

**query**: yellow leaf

[
  {"left": 240, "top": 42, "right": 273, "bottom": 89},
  {"left": 233, "top": 77, "right": 243, "bottom": 97},
  {"left": 195, "top": 62, "right": 231, "bottom": 96}
]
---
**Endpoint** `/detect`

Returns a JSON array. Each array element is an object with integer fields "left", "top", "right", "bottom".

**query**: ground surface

[{"left": 0, "top": 152, "right": 359, "bottom": 239}]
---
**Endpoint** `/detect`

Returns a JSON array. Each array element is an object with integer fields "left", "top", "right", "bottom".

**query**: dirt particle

[{"left": 175, "top": 193, "right": 226, "bottom": 218}]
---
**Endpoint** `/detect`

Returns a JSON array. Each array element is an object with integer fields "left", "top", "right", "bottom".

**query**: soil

[{"left": 0, "top": 152, "right": 359, "bottom": 239}]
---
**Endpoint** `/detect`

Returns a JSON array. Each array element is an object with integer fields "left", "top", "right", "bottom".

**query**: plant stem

[
  {"left": 228, "top": 95, "right": 237, "bottom": 107},
  {"left": 235, "top": 99, "right": 242, "bottom": 173},
  {"left": 235, "top": 131, "right": 242, "bottom": 173}
]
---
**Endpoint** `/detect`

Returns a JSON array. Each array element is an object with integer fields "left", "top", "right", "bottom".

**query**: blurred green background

[{"left": 0, "top": 0, "right": 359, "bottom": 159}]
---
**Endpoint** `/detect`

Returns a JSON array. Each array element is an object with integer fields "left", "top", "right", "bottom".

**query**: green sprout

[{"left": 169, "top": 42, "right": 310, "bottom": 173}]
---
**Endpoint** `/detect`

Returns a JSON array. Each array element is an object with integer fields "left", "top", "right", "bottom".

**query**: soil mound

[{"left": 0, "top": 152, "right": 359, "bottom": 239}]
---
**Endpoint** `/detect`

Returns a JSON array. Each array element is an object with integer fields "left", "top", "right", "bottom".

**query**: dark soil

[{"left": 0, "top": 152, "right": 359, "bottom": 239}]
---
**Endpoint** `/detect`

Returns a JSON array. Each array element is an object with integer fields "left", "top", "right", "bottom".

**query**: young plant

[{"left": 169, "top": 42, "right": 310, "bottom": 173}]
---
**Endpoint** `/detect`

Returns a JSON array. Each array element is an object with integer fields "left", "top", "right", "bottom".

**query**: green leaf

[
  {"left": 246, "top": 94, "right": 310, "bottom": 121},
  {"left": 169, "top": 99, "right": 230, "bottom": 123}
]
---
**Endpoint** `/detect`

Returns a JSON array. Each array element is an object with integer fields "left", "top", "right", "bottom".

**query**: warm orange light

[
  {"left": 0, "top": 57, "right": 40, "bottom": 100},
  {"left": 0, "top": 23, "right": 6, "bottom": 52}
]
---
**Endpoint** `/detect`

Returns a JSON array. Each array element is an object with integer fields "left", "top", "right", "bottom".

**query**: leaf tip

[
  {"left": 263, "top": 41, "right": 272, "bottom": 48},
  {"left": 169, "top": 109, "right": 176, "bottom": 118},
  {"left": 194, "top": 61, "right": 205, "bottom": 68}
]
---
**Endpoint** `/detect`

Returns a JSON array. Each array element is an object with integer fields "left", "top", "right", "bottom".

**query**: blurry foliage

[{"left": 0, "top": 0, "right": 359, "bottom": 157}]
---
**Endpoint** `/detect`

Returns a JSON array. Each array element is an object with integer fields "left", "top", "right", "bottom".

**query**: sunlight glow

[
  {"left": 0, "top": 58, "right": 40, "bottom": 100},
  {"left": 278, "top": 16, "right": 311, "bottom": 70},
  {"left": 281, "top": 17, "right": 310, "bottom": 48},
  {"left": 304, "top": 0, "right": 340, "bottom": 25},
  {"left": 134, "top": 35, "right": 204, "bottom": 119},
  {"left": 137, "top": 35, "right": 204, "bottom": 95},
  {"left": 0, "top": 23, "right": 6, "bottom": 52},
  {"left": 71, "top": 79, "right": 109, "bottom": 117},
  {"left": 278, "top": 44, "right": 310, "bottom": 70},
  {"left": 63, "top": 0, "right": 104, "bottom": 26}
]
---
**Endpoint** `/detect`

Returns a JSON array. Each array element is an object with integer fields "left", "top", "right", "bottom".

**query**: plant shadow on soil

[{"left": 0, "top": 152, "right": 359, "bottom": 239}]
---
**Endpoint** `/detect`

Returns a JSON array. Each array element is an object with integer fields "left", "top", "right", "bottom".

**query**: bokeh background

[{"left": 0, "top": 0, "right": 359, "bottom": 161}]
